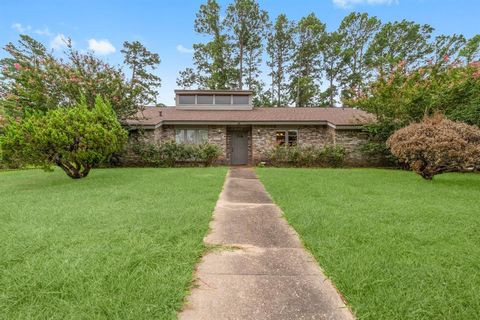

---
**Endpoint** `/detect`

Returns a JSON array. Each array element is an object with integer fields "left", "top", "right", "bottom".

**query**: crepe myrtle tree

[
  {"left": 0, "top": 96, "right": 127, "bottom": 179},
  {"left": 387, "top": 115, "right": 480, "bottom": 180},
  {"left": 0, "top": 35, "right": 161, "bottom": 119}
]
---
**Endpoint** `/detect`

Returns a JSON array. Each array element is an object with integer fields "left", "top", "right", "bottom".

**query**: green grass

[
  {"left": 0, "top": 167, "right": 227, "bottom": 319},
  {"left": 257, "top": 168, "right": 480, "bottom": 320}
]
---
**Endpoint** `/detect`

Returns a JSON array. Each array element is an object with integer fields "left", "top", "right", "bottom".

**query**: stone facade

[{"left": 123, "top": 124, "right": 380, "bottom": 166}]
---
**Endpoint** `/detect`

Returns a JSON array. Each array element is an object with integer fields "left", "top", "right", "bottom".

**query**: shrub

[
  {"left": 319, "top": 145, "right": 347, "bottom": 167},
  {"left": 0, "top": 97, "right": 127, "bottom": 178},
  {"left": 387, "top": 114, "right": 480, "bottom": 180},
  {"left": 198, "top": 143, "right": 221, "bottom": 167},
  {"left": 265, "top": 144, "right": 347, "bottom": 167},
  {"left": 134, "top": 141, "right": 221, "bottom": 167}
]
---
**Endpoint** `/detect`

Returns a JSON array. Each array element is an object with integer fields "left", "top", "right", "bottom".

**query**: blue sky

[{"left": 1, "top": 0, "right": 478, "bottom": 105}]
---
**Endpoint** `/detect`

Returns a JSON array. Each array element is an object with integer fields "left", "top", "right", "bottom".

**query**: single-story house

[{"left": 125, "top": 89, "right": 378, "bottom": 166}]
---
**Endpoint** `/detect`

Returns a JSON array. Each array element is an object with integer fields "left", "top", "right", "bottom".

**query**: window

[
  {"left": 196, "top": 95, "right": 214, "bottom": 104},
  {"left": 178, "top": 95, "right": 195, "bottom": 105},
  {"left": 276, "top": 130, "right": 298, "bottom": 146},
  {"left": 175, "top": 129, "right": 208, "bottom": 144},
  {"left": 215, "top": 95, "right": 231, "bottom": 105},
  {"left": 232, "top": 95, "right": 249, "bottom": 105}
]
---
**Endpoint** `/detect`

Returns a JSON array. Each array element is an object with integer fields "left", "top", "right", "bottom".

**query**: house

[{"left": 125, "top": 89, "right": 378, "bottom": 166}]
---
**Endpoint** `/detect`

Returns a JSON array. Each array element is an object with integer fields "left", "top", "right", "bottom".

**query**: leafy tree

[
  {"left": 0, "top": 35, "right": 161, "bottom": 119},
  {"left": 290, "top": 13, "right": 326, "bottom": 107},
  {"left": 459, "top": 35, "right": 480, "bottom": 63},
  {"left": 192, "top": 0, "right": 237, "bottom": 89},
  {"left": 321, "top": 31, "right": 346, "bottom": 106},
  {"left": 430, "top": 34, "right": 466, "bottom": 66},
  {"left": 225, "top": 0, "right": 269, "bottom": 90},
  {"left": 176, "top": 67, "right": 197, "bottom": 89},
  {"left": 387, "top": 115, "right": 480, "bottom": 180},
  {"left": 337, "top": 12, "right": 381, "bottom": 101},
  {"left": 121, "top": 41, "right": 161, "bottom": 107},
  {"left": 0, "top": 96, "right": 127, "bottom": 179},
  {"left": 366, "top": 20, "right": 434, "bottom": 75},
  {"left": 267, "top": 14, "right": 295, "bottom": 106},
  {"left": 349, "top": 59, "right": 480, "bottom": 160}
]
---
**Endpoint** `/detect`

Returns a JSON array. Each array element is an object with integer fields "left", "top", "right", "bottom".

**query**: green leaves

[{"left": 0, "top": 97, "right": 128, "bottom": 178}]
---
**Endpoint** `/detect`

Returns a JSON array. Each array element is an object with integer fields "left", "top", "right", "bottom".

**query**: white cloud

[
  {"left": 11, "top": 23, "right": 31, "bottom": 33},
  {"left": 333, "top": 0, "right": 398, "bottom": 9},
  {"left": 51, "top": 34, "right": 73, "bottom": 50},
  {"left": 176, "top": 44, "right": 194, "bottom": 54},
  {"left": 34, "top": 27, "right": 53, "bottom": 36},
  {"left": 88, "top": 39, "right": 116, "bottom": 55}
]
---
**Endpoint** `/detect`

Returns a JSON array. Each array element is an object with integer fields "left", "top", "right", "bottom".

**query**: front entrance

[{"left": 231, "top": 130, "right": 249, "bottom": 165}]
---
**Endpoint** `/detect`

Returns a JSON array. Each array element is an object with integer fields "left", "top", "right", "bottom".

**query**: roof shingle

[{"left": 125, "top": 106, "right": 374, "bottom": 127}]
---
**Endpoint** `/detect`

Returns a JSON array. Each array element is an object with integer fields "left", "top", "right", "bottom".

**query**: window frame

[
  {"left": 175, "top": 128, "right": 209, "bottom": 144},
  {"left": 275, "top": 129, "right": 298, "bottom": 146}
]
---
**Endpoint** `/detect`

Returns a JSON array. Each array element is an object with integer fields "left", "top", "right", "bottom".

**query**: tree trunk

[
  {"left": 239, "top": 42, "right": 244, "bottom": 90},
  {"left": 56, "top": 161, "right": 91, "bottom": 179}
]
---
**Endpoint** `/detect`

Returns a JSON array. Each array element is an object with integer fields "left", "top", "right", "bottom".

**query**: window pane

[
  {"left": 276, "top": 131, "right": 286, "bottom": 146},
  {"left": 287, "top": 130, "right": 297, "bottom": 146},
  {"left": 215, "top": 95, "right": 231, "bottom": 105},
  {"left": 186, "top": 129, "right": 196, "bottom": 143},
  {"left": 178, "top": 95, "right": 195, "bottom": 105},
  {"left": 232, "top": 95, "right": 249, "bottom": 105},
  {"left": 197, "top": 95, "right": 214, "bottom": 104},
  {"left": 175, "top": 129, "right": 185, "bottom": 143},
  {"left": 198, "top": 130, "right": 208, "bottom": 143}
]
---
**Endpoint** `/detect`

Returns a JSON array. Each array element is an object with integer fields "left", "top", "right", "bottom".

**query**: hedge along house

[{"left": 125, "top": 89, "right": 377, "bottom": 166}]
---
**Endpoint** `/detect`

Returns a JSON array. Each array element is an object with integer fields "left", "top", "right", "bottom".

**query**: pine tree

[
  {"left": 267, "top": 14, "right": 295, "bottom": 107},
  {"left": 225, "top": 0, "right": 269, "bottom": 90},
  {"left": 337, "top": 12, "right": 380, "bottom": 102},
  {"left": 289, "top": 13, "right": 326, "bottom": 107},
  {"left": 192, "top": 0, "right": 237, "bottom": 89}
]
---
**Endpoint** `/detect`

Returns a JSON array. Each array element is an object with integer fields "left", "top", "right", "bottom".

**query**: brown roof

[{"left": 125, "top": 106, "right": 375, "bottom": 128}]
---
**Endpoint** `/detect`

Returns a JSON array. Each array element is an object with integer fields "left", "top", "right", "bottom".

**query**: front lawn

[
  {"left": 257, "top": 168, "right": 480, "bottom": 320},
  {"left": 0, "top": 168, "right": 227, "bottom": 319}
]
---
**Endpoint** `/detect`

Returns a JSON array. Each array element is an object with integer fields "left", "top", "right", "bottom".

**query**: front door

[{"left": 231, "top": 131, "right": 248, "bottom": 165}]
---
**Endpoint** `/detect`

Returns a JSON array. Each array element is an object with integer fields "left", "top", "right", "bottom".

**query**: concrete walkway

[{"left": 179, "top": 167, "right": 354, "bottom": 320}]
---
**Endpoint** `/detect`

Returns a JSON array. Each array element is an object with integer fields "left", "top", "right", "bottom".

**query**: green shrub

[
  {"left": 319, "top": 145, "right": 347, "bottom": 167},
  {"left": 265, "top": 144, "right": 347, "bottom": 167},
  {"left": 198, "top": 143, "right": 221, "bottom": 167},
  {"left": 0, "top": 97, "right": 127, "bottom": 178},
  {"left": 134, "top": 141, "right": 221, "bottom": 167}
]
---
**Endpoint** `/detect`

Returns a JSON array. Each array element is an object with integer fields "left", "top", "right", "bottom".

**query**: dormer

[{"left": 175, "top": 89, "right": 253, "bottom": 110}]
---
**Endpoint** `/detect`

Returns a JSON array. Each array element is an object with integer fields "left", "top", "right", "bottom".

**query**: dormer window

[{"left": 175, "top": 90, "right": 253, "bottom": 110}]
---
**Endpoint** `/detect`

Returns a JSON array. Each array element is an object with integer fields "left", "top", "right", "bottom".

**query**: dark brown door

[{"left": 231, "top": 131, "right": 248, "bottom": 165}]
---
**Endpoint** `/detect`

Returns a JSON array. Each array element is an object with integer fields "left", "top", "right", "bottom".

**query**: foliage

[
  {"left": 0, "top": 35, "right": 161, "bottom": 119},
  {"left": 225, "top": 0, "right": 269, "bottom": 90},
  {"left": 338, "top": 12, "right": 381, "bottom": 101},
  {"left": 0, "top": 97, "right": 127, "bottom": 178},
  {"left": 289, "top": 13, "right": 326, "bottom": 107},
  {"left": 192, "top": 0, "right": 238, "bottom": 89},
  {"left": 121, "top": 40, "right": 162, "bottom": 106},
  {"left": 351, "top": 60, "right": 480, "bottom": 159},
  {"left": 265, "top": 144, "right": 346, "bottom": 167},
  {"left": 133, "top": 140, "right": 221, "bottom": 167},
  {"left": 267, "top": 14, "right": 295, "bottom": 106},
  {"left": 365, "top": 20, "right": 434, "bottom": 75},
  {"left": 387, "top": 115, "right": 480, "bottom": 179}
]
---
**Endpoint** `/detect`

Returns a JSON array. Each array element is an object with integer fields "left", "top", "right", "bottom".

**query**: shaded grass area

[
  {"left": 257, "top": 168, "right": 480, "bottom": 320},
  {"left": 0, "top": 168, "right": 227, "bottom": 319}
]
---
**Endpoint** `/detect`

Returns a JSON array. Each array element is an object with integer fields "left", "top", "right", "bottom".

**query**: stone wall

[
  {"left": 251, "top": 125, "right": 335, "bottom": 163},
  {"left": 122, "top": 124, "right": 383, "bottom": 167}
]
